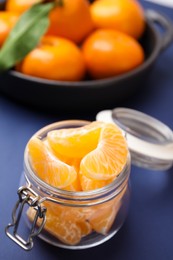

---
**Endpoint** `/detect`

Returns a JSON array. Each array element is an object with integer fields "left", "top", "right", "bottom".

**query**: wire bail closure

[{"left": 5, "top": 186, "right": 47, "bottom": 251}]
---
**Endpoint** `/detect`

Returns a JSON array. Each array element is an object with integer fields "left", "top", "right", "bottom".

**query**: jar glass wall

[{"left": 12, "top": 120, "right": 131, "bottom": 249}]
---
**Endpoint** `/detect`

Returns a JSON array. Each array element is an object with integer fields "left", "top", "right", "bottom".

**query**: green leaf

[{"left": 0, "top": 2, "right": 55, "bottom": 72}]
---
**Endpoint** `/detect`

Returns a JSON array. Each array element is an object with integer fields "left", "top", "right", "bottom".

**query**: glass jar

[
  {"left": 5, "top": 120, "right": 131, "bottom": 250},
  {"left": 6, "top": 108, "right": 173, "bottom": 251}
]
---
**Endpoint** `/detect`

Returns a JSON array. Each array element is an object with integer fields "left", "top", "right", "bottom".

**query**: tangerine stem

[{"left": 56, "top": 0, "right": 63, "bottom": 7}]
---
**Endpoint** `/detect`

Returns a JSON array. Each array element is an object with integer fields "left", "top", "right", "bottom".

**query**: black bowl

[{"left": 0, "top": 9, "right": 173, "bottom": 112}]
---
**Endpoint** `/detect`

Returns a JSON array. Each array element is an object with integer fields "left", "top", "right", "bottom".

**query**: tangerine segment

[
  {"left": 88, "top": 185, "right": 127, "bottom": 235},
  {"left": 79, "top": 172, "right": 114, "bottom": 191},
  {"left": 27, "top": 202, "right": 93, "bottom": 245},
  {"left": 27, "top": 207, "right": 82, "bottom": 245},
  {"left": 44, "top": 139, "right": 81, "bottom": 173},
  {"left": 44, "top": 139, "right": 82, "bottom": 191},
  {"left": 80, "top": 123, "right": 128, "bottom": 180},
  {"left": 27, "top": 136, "right": 77, "bottom": 188},
  {"left": 36, "top": 198, "right": 94, "bottom": 224},
  {"left": 47, "top": 121, "right": 104, "bottom": 159},
  {"left": 60, "top": 206, "right": 95, "bottom": 223},
  {"left": 65, "top": 174, "right": 82, "bottom": 191},
  {"left": 76, "top": 220, "right": 92, "bottom": 237},
  {"left": 89, "top": 201, "right": 120, "bottom": 235},
  {"left": 52, "top": 206, "right": 93, "bottom": 236}
]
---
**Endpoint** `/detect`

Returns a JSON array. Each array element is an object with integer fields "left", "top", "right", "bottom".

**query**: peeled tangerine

[{"left": 27, "top": 121, "right": 128, "bottom": 245}]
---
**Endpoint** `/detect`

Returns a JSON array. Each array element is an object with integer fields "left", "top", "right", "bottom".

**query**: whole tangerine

[
  {"left": 16, "top": 36, "right": 86, "bottom": 81},
  {"left": 81, "top": 29, "right": 145, "bottom": 79},
  {"left": 46, "top": 0, "right": 94, "bottom": 44},
  {"left": 5, "top": 0, "right": 39, "bottom": 14},
  {"left": 90, "top": 0, "right": 145, "bottom": 39},
  {"left": 0, "top": 11, "right": 19, "bottom": 47}
]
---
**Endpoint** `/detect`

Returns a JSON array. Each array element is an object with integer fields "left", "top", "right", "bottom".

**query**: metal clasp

[{"left": 5, "top": 186, "right": 47, "bottom": 251}]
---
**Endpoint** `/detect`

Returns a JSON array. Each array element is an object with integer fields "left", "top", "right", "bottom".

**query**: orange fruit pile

[
  {"left": 1, "top": 0, "right": 145, "bottom": 80},
  {"left": 27, "top": 121, "right": 128, "bottom": 245}
]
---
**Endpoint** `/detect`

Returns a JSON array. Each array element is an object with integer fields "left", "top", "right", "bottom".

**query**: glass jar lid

[{"left": 96, "top": 108, "right": 173, "bottom": 170}]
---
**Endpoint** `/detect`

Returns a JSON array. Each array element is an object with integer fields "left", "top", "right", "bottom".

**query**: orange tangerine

[
  {"left": 17, "top": 36, "right": 86, "bottom": 81},
  {"left": 90, "top": 0, "right": 145, "bottom": 39},
  {"left": 27, "top": 136, "right": 77, "bottom": 189},
  {"left": 80, "top": 122, "right": 128, "bottom": 180},
  {"left": 46, "top": 0, "right": 94, "bottom": 44},
  {"left": 5, "top": 0, "right": 39, "bottom": 14},
  {"left": 82, "top": 29, "right": 145, "bottom": 79},
  {"left": 0, "top": 11, "right": 19, "bottom": 47},
  {"left": 47, "top": 121, "right": 104, "bottom": 159}
]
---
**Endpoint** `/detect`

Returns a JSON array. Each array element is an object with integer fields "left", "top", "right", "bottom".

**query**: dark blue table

[{"left": 1, "top": 1, "right": 173, "bottom": 259}]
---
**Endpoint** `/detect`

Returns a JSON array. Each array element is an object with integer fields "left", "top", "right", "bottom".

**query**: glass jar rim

[
  {"left": 24, "top": 120, "right": 130, "bottom": 203},
  {"left": 96, "top": 108, "right": 173, "bottom": 170}
]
